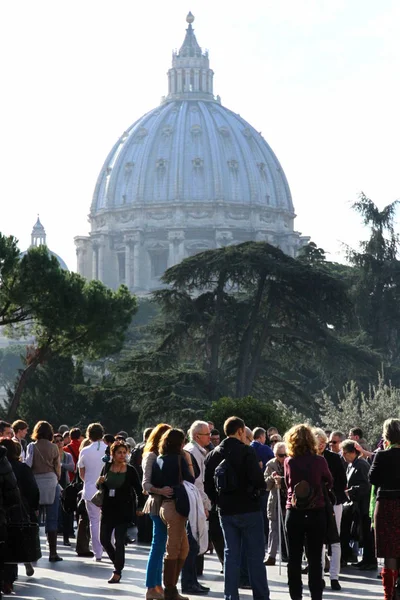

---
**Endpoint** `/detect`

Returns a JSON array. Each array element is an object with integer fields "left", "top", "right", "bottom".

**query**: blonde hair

[
  {"left": 313, "top": 427, "right": 328, "bottom": 443},
  {"left": 79, "top": 437, "right": 91, "bottom": 452},
  {"left": 143, "top": 423, "right": 171, "bottom": 456},
  {"left": 284, "top": 424, "right": 317, "bottom": 457}
]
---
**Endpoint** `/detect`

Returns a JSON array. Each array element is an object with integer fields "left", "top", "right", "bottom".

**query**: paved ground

[{"left": 9, "top": 534, "right": 382, "bottom": 600}]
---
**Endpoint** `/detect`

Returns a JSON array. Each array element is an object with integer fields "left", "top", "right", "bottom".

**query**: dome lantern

[
  {"left": 31, "top": 215, "right": 46, "bottom": 247},
  {"left": 165, "top": 13, "right": 215, "bottom": 102}
]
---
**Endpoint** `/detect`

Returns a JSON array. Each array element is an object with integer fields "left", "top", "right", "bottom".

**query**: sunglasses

[{"left": 277, "top": 453, "right": 287, "bottom": 458}]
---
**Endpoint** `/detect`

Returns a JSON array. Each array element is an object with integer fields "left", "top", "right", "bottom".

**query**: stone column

[
  {"left": 168, "top": 231, "right": 185, "bottom": 267},
  {"left": 194, "top": 69, "right": 200, "bottom": 92},
  {"left": 124, "top": 241, "right": 131, "bottom": 289},
  {"left": 208, "top": 71, "right": 213, "bottom": 95},
  {"left": 185, "top": 69, "right": 191, "bottom": 91},
  {"left": 92, "top": 245, "right": 98, "bottom": 280},
  {"left": 171, "top": 70, "right": 176, "bottom": 94},
  {"left": 98, "top": 242, "right": 104, "bottom": 282},
  {"left": 201, "top": 70, "right": 207, "bottom": 92},
  {"left": 177, "top": 69, "right": 183, "bottom": 93}
]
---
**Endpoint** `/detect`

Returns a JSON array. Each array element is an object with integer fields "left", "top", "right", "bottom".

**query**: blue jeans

[
  {"left": 220, "top": 511, "right": 270, "bottom": 600},
  {"left": 44, "top": 484, "right": 61, "bottom": 533},
  {"left": 146, "top": 515, "right": 168, "bottom": 588}
]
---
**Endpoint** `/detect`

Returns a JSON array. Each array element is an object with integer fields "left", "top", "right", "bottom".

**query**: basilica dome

[
  {"left": 22, "top": 217, "right": 68, "bottom": 271},
  {"left": 76, "top": 14, "right": 307, "bottom": 292}
]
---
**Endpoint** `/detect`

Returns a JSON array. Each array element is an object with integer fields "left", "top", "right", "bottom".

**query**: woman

[
  {"left": 0, "top": 441, "right": 20, "bottom": 597},
  {"left": 1, "top": 438, "right": 39, "bottom": 592},
  {"left": 369, "top": 418, "right": 400, "bottom": 600},
  {"left": 142, "top": 423, "right": 172, "bottom": 600},
  {"left": 284, "top": 424, "right": 333, "bottom": 600},
  {"left": 151, "top": 428, "right": 195, "bottom": 600},
  {"left": 26, "top": 420, "right": 62, "bottom": 562},
  {"left": 53, "top": 433, "right": 75, "bottom": 546},
  {"left": 264, "top": 442, "right": 287, "bottom": 566},
  {"left": 97, "top": 440, "right": 143, "bottom": 583}
]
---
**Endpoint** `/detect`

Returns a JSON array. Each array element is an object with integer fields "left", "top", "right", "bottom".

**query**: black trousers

[
  {"left": 100, "top": 519, "right": 129, "bottom": 575},
  {"left": 286, "top": 508, "right": 326, "bottom": 600},
  {"left": 208, "top": 509, "right": 225, "bottom": 566}
]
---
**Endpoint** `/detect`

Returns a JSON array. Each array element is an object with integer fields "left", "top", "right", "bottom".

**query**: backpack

[
  {"left": 214, "top": 449, "right": 239, "bottom": 495},
  {"left": 291, "top": 463, "right": 319, "bottom": 510}
]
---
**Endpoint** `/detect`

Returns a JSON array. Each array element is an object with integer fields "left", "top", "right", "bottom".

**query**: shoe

[
  {"left": 359, "top": 562, "right": 378, "bottom": 571},
  {"left": 322, "top": 579, "right": 325, "bottom": 589},
  {"left": 198, "top": 584, "right": 209, "bottom": 592},
  {"left": 146, "top": 588, "right": 164, "bottom": 600},
  {"left": 63, "top": 538, "right": 71, "bottom": 546},
  {"left": 95, "top": 557, "right": 102, "bottom": 562},
  {"left": 49, "top": 554, "right": 63, "bottom": 562},
  {"left": 2, "top": 582, "right": 13, "bottom": 594},
  {"left": 108, "top": 573, "right": 121, "bottom": 584},
  {"left": 331, "top": 580, "right": 341, "bottom": 591},
  {"left": 25, "top": 563, "right": 35, "bottom": 576},
  {"left": 77, "top": 551, "right": 94, "bottom": 557},
  {"left": 264, "top": 556, "right": 276, "bottom": 566},
  {"left": 181, "top": 584, "right": 209, "bottom": 595}
]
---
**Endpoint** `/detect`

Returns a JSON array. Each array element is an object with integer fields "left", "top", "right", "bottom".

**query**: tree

[
  {"left": 116, "top": 242, "right": 376, "bottom": 418},
  {"left": 0, "top": 345, "right": 24, "bottom": 395},
  {"left": 348, "top": 193, "right": 400, "bottom": 362},
  {"left": 319, "top": 374, "right": 400, "bottom": 445},
  {"left": 2, "top": 244, "right": 137, "bottom": 420},
  {"left": 207, "top": 396, "right": 301, "bottom": 435}
]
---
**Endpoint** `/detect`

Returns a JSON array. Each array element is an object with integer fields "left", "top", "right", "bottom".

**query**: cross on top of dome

[{"left": 165, "top": 13, "right": 215, "bottom": 103}]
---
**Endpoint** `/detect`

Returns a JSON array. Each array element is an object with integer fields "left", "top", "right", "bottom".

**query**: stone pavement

[{"left": 9, "top": 534, "right": 382, "bottom": 600}]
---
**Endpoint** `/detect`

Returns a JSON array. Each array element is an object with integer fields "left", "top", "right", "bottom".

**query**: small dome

[{"left": 22, "top": 217, "right": 69, "bottom": 270}]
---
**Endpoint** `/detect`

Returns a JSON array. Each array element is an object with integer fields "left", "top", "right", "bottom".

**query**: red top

[
  {"left": 284, "top": 452, "right": 333, "bottom": 510},
  {"left": 64, "top": 439, "right": 80, "bottom": 482}
]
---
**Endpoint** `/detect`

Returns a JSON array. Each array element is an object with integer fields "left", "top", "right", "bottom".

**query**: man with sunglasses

[{"left": 329, "top": 431, "right": 344, "bottom": 454}]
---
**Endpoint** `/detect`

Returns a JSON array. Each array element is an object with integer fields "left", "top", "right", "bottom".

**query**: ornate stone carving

[
  {"left": 146, "top": 240, "right": 169, "bottom": 250},
  {"left": 257, "top": 162, "right": 266, "bottom": 172},
  {"left": 146, "top": 210, "right": 173, "bottom": 220},
  {"left": 168, "top": 230, "right": 185, "bottom": 242},
  {"left": 162, "top": 125, "right": 173, "bottom": 138},
  {"left": 95, "top": 216, "right": 107, "bottom": 227},
  {"left": 227, "top": 159, "right": 239, "bottom": 171},
  {"left": 115, "top": 211, "right": 135, "bottom": 223},
  {"left": 191, "top": 124, "right": 202, "bottom": 137},
  {"left": 225, "top": 210, "right": 250, "bottom": 220},
  {"left": 192, "top": 157, "right": 204, "bottom": 168},
  {"left": 260, "top": 211, "right": 273, "bottom": 224},
  {"left": 216, "top": 230, "right": 233, "bottom": 244},
  {"left": 106, "top": 167, "right": 112, "bottom": 175},
  {"left": 186, "top": 210, "right": 212, "bottom": 219},
  {"left": 134, "top": 127, "right": 148, "bottom": 142},
  {"left": 156, "top": 158, "right": 167, "bottom": 169}
]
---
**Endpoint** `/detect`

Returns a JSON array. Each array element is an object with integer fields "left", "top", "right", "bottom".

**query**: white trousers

[
  {"left": 85, "top": 500, "right": 103, "bottom": 560},
  {"left": 322, "top": 503, "right": 343, "bottom": 580}
]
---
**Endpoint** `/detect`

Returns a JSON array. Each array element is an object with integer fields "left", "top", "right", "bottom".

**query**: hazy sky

[{"left": 1, "top": 0, "right": 399, "bottom": 271}]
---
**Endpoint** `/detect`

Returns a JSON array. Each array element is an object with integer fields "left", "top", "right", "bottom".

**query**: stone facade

[{"left": 75, "top": 13, "right": 308, "bottom": 292}]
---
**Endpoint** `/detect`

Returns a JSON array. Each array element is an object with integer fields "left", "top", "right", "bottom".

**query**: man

[
  {"left": 0, "top": 422, "right": 13, "bottom": 439},
  {"left": 314, "top": 428, "right": 347, "bottom": 591},
  {"left": 210, "top": 429, "right": 220, "bottom": 447},
  {"left": 328, "top": 431, "right": 345, "bottom": 454},
  {"left": 12, "top": 420, "right": 28, "bottom": 460},
  {"left": 340, "top": 439, "right": 376, "bottom": 570},
  {"left": 205, "top": 416, "right": 270, "bottom": 600},
  {"left": 267, "top": 427, "right": 279, "bottom": 442},
  {"left": 182, "top": 421, "right": 212, "bottom": 595},
  {"left": 62, "top": 430, "right": 71, "bottom": 446},
  {"left": 78, "top": 422, "right": 107, "bottom": 561},
  {"left": 64, "top": 428, "right": 82, "bottom": 481},
  {"left": 251, "top": 427, "right": 274, "bottom": 470},
  {"left": 130, "top": 427, "right": 153, "bottom": 479}
]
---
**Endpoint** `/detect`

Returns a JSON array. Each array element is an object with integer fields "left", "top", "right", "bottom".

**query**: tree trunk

[
  {"left": 7, "top": 347, "right": 49, "bottom": 421},
  {"left": 243, "top": 300, "right": 274, "bottom": 396},
  {"left": 235, "top": 275, "right": 268, "bottom": 397},
  {"left": 209, "top": 273, "right": 225, "bottom": 401}
]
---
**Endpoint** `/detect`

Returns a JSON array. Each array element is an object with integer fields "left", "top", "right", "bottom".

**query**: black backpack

[{"left": 214, "top": 449, "right": 238, "bottom": 495}]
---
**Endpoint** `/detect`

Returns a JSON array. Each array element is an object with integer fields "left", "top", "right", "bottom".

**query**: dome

[
  {"left": 23, "top": 217, "right": 69, "bottom": 271},
  {"left": 91, "top": 100, "right": 293, "bottom": 214},
  {"left": 76, "top": 14, "right": 308, "bottom": 292}
]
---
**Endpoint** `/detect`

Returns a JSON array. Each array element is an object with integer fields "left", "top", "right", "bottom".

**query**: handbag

[
  {"left": 90, "top": 489, "right": 104, "bottom": 508},
  {"left": 174, "top": 455, "right": 190, "bottom": 518},
  {"left": 323, "top": 484, "right": 340, "bottom": 545},
  {"left": 62, "top": 471, "right": 83, "bottom": 514},
  {"left": 6, "top": 500, "right": 42, "bottom": 564}
]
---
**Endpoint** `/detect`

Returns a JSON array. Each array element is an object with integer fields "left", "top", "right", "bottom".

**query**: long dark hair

[{"left": 158, "top": 429, "right": 185, "bottom": 456}]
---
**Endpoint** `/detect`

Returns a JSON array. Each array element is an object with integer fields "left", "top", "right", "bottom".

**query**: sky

[{"left": 1, "top": 0, "right": 399, "bottom": 271}]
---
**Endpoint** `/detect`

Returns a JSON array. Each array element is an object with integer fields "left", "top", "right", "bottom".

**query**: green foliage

[
  {"left": 207, "top": 396, "right": 300, "bottom": 435},
  {"left": 0, "top": 345, "right": 24, "bottom": 392},
  {"left": 319, "top": 374, "right": 400, "bottom": 444}
]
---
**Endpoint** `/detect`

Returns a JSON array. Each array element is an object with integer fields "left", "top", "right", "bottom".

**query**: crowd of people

[{"left": 0, "top": 415, "right": 399, "bottom": 600}]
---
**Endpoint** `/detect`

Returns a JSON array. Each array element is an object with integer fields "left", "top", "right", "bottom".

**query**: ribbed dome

[{"left": 91, "top": 100, "right": 293, "bottom": 214}]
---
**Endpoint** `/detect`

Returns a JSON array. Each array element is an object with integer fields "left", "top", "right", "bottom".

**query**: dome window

[
  {"left": 242, "top": 128, "right": 252, "bottom": 138},
  {"left": 156, "top": 158, "right": 167, "bottom": 169},
  {"left": 162, "top": 126, "right": 174, "bottom": 138},
  {"left": 192, "top": 157, "right": 204, "bottom": 168},
  {"left": 134, "top": 127, "right": 148, "bottom": 142},
  {"left": 227, "top": 159, "right": 239, "bottom": 171},
  {"left": 219, "top": 127, "right": 230, "bottom": 137},
  {"left": 191, "top": 124, "right": 202, "bottom": 137}
]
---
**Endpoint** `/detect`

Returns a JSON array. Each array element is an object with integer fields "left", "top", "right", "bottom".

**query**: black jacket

[
  {"left": 0, "top": 446, "right": 20, "bottom": 536},
  {"left": 204, "top": 437, "right": 266, "bottom": 516},
  {"left": 100, "top": 464, "right": 143, "bottom": 525},
  {"left": 369, "top": 447, "right": 400, "bottom": 500},
  {"left": 323, "top": 449, "right": 347, "bottom": 505},
  {"left": 9, "top": 459, "right": 39, "bottom": 522},
  {"left": 346, "top": 456, "right": 371, "bottom": 516}
]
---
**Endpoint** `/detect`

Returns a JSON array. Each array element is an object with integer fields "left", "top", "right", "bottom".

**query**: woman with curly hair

[
  {"left": 142, "top": 423, "right": 173, "bottom": 600},
  {"left": 284, "top": 424, "right": 333, "bottom": 600}
]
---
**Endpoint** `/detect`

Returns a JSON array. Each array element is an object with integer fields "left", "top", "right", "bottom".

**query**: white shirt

[
  {"left": 184, "top": 441, "right": 211, "bottom": 511},
  {"left": 77, "top": 440, "right": 107, "bottom": 501}
]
